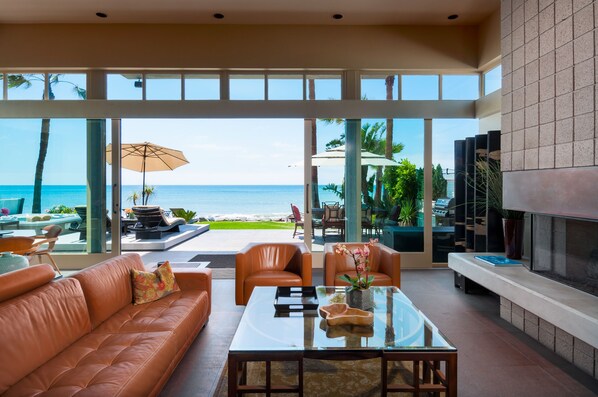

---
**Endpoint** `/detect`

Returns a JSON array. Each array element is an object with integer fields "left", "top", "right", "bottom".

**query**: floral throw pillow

[{"left": 131, "top": 261, "right": 180, "bottom": 305}]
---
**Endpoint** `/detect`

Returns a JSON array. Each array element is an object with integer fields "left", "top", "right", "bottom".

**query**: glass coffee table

[{"left": 228, "top": 286, "right": 457, "bottom": 396}]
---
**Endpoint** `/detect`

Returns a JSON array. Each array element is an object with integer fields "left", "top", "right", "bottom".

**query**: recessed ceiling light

[
  {"left": 213, "top": 13, "right": 224, "bottom": 19},
  {"left": 96, "top": 12, "right": 107, "bottom": 18},
  {"left": 448, "top": 14, "right": 459, "bottom": 20},
  {"left": 332, "top": 14, "right": 343, "bottom": 20}
]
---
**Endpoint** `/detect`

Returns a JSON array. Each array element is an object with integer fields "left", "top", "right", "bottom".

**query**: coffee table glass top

[{"left": 229, "top": 286, "right": 456, "bottom": 353}]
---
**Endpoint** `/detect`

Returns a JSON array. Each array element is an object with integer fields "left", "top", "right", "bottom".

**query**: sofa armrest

[
  {"left": 378, "top": 244, "right": 401, "bottom": 288},
  {"left": 174, "top": 269, "right": 212, "bottom": 316}
]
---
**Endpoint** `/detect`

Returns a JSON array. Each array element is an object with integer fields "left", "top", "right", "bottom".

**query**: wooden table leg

[
  {"left": 447, "top": 354, "right": 458, "bottom": 397},
  {"left": 228, "top": 355, "right": 238, "bottom": 397}
]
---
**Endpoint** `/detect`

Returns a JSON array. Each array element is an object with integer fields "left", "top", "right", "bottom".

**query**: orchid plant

[{"left": 335, "top": 239, "right": 378, "bottom": 291}]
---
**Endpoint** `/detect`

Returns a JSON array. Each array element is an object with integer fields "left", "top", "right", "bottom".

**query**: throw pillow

[{"left": 131, "top": 261, "right": 180, "bottom": 305}]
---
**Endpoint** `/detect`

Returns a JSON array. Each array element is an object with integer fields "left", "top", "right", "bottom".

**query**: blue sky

[{"left": 0, "top": 73, "right": 484, "bottom": 186}]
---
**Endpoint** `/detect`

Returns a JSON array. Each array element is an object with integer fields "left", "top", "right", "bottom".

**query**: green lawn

[{"left": 198, "top": 221, "right": 295, "bottom": 230}]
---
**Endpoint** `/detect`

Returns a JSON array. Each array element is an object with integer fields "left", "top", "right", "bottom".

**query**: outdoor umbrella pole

[{"left": 142, "top": 145, "right": 147, "bottom": 205}]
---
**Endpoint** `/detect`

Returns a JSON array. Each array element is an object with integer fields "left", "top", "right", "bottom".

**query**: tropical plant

[
  {"left": 141, "top": 186, "right": 155, "bottom": 205},
  {"left": 470, "top": 160, "right": 524, "bottom": 220},
  {"left": 46, "top": 204, "right": 76, "bottom": 214},
  {"left": 127, "top": 192, "right": 140, "bottom": 206},
  {"left": 7, "top": 74, "right": 86, "bottom": 213},
  {"left": 171, "top": 208, "right": 197, "bottom": 223},
  {"left": 383, "top": 158, "right": 418, "bottom": 207},
  {"left": 398, "top": 199, "right": 418, "bottom": 226}
]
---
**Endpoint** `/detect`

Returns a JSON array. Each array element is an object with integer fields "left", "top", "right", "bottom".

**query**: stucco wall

[{"left": 0, "top": 24, "right": 485, "bottom": 70}]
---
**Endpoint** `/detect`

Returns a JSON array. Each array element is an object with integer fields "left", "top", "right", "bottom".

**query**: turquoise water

[{"left": 0, "top": 185, "right": 340, "bottom": 219}]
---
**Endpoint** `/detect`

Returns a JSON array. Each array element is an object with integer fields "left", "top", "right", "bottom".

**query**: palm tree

[
  {"left": 308, "top": 78, "right": 321, "bottom": 209},
  {"left": 379, "top": 75, "right": 396, "bottom": 205},
  {"left": 7, "top": 74, "right": 86, "bottom": 213},
  {"left": 324, "top": 122, "right": 404, "bottom": 206}
]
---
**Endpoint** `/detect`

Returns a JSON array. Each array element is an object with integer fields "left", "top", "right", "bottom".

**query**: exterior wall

[
  {"left": 0, "top": 24, "right": 483, "bottom": 70},
  {"left": 500, "top": 0, "right": 597, "bottom": 171}
]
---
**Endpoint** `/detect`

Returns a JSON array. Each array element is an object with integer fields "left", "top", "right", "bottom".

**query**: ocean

[{"left": 0, "top": 185, "right": 341, "bottom": 220}]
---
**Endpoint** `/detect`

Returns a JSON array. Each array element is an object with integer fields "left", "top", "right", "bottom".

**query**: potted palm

[{"left": 476, "top": 160, "right": 525, "bottom": 259}]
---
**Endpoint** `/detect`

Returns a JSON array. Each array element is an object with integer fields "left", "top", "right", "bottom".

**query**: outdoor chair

[
  {"left": 130, "top": 205, "right": 186, "bottom": 239},
  {"left": 69, "top": 205, "right": 112, "bottom": 240},
  {"left": 290, "top": 204, "right": 305, "bottom": 238},
  {"left": 323, "top": 242, "right": 401, "bottom": 288},
  {"left": 24, "top": 225, "right": 63, "bottom": 275},
  {"left": 361, "top": 205, "right": 373, "bottom": 237},
  {"left": 321, "top": 203, "right": 345, "bottom": 240},
  {"left": 235, "top": 242, "right": 312, "bottom": 305},
  {"left": 0, "top": 198, "right": 25, "bottom": 215}
]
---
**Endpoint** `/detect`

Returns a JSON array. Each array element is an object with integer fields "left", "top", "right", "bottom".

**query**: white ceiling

[{"left": 0, "top": 0, "right": 500, "bottom": 25}]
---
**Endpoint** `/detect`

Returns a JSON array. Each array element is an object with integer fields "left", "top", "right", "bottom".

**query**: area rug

[
  {"left": 187, "top": 254, "right": 236, "bottom": 268},
  {"left": 214, "top": 358, "right": 418, "bottom": 397}
]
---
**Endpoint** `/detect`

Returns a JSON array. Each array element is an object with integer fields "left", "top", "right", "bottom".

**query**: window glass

[
  {"left": 360, "top": 75, "right": 398, "bottom": 100},
  {"left": 0, "top": 74, "right": 3, "bottom": 100},
  {"left": 442, "top": 75, "right": 479, "bottom": 100},
  {"left": 268, "top": 75, "right": 303, "bottom": 100},
  {"left": 401, "top": 75, "right": 439, "bottom": 100},
  {"left": 230, "top": 74, "right": 265, "bottom": 100},
  {"left": 107, "top": 73, "right": 143, "bottom": 100},
  {"left": 184, "top": 74, "right": 220, "bottom": 100},
  {"left": 0, "top": 118, "right": 110, "bottom": 253},
  {"left": 484, "top": 65, "right": 502, "bottom": 95},
  {"left": 7, "top": 73, "right": 45, "bottom": 100},
  {"left": 50, "top": 74, "right": 87, "bottom": 100},
  {"left": 306, "top": 75, "right": 341, "bottom": 100},
  {"left": 146, "top": 74, "right": 181, "bottom": 100}
]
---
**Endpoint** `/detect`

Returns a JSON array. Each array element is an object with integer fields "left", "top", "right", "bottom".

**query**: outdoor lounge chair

[
  {"left": 130, "top": 205, "right": 186, "bottom": 239},
  {"left": 0, "top": 198, "right": 24, "bottom": 215}
]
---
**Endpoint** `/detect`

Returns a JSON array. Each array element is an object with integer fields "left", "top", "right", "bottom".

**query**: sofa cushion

[
  {"left": 93, "top": 290, "right": 210, "bottom": 351},
  {"left": 73, "top": 253, "right": 145, "bottom": 329},
  {"left": 4, "top": 331, "right": 178, "bottom": 397},
  {"left": 0, "top": 278, "right": 92, "bottom": 395},
  {"left": 0, "top": 264, "right": 55, "bottom": 303},
  {"left": 131, "top": 261, "right": 180, "bottom": 305}
]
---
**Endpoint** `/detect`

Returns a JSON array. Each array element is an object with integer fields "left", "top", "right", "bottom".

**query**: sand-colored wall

[
  {"left": 0, "top": 24, "right": 485, "bottom": 70},
  {"left": 478, "top": 8, "right": 501, "bottom": 69}
]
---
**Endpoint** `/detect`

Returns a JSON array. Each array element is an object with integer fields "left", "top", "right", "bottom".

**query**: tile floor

[{"left": 95, "top": 229, "right": 598, "bottom": 396}]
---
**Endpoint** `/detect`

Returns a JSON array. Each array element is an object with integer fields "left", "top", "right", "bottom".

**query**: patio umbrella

[
  {"left": 290, "top": 145, "right": 399, "bottom": 167},
  {"left": 106, "top": 142, "right": 189, "bottom": 205}
]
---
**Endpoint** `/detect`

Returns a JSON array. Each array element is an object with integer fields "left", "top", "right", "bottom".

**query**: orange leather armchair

[
  {"left": 236, "top": 242, "right": 312, "bottom": 305},
  {"left": 323, "top": 242, "right": 400, "bottom": 288}
]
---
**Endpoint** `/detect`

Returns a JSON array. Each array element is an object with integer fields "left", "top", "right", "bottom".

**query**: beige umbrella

[
  {"left": 107, "top": 142, "right": 189, "bottom": 205},
  {"left": 290, "top": 145, "right": 399, "bottom": 167}
]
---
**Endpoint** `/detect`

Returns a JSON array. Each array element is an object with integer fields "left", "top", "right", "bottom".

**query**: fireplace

[{"left": 532, "top": 215, "right": 598, "bottom": 297}]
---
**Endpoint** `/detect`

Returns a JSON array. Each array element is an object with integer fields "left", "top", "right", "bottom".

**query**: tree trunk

[
  {"left": 309, "top": 79, "right": 320, "bottom": 209},
  {"left": 384, "top": 76, "right": 395, "bottom": 160},
  {"left": 383, "top": 76, "right": 395, "bottom": 207},
  {"left": 374, "top": 167, "right": 383, "bottom": 206},
  {"left": 33, "top": 82, "right": 55, "bottom": 214},
  {"left": 361, "top": 165, "right": 372, "bottom": 206},
  {"left": 32, "top": 118, "right": 51, "bottom": 213}
]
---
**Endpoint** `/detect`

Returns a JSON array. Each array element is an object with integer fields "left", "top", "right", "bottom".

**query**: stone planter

[{"left": 345, "top": 287, "right": 373, "bottom": 310}]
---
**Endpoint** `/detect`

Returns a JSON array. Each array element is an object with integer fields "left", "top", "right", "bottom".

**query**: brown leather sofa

[
  {"left": 235, "top": 242, "right": 312, "bottom": 305},
  {"left": 0, "top": 253, "right": 211, "bottom": 397},
  {"left": 323, "top": 242, "right": 401, "bottom": 287}
]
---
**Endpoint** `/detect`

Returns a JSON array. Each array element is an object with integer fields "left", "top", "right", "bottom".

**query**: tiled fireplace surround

[{"left": 494, "top": 0, "right": 598, "bottom": 379}]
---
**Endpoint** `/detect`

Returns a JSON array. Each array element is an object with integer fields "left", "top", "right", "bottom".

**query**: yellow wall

[{"left": 0, "top": 24, "right": 491, "bottom": 70}]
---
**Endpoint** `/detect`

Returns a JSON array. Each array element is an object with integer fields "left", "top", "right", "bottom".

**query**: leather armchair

[
  {"left": 235, "top": 242, "right": 312, "bottom": 305},
  {"left": 323, "top": 242, "right": 400, "bottom": 288}
]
